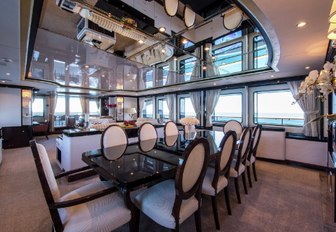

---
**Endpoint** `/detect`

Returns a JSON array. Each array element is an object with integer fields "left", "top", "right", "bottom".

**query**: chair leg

[
  {"left": 194, "top": 208, "right": 202, "bottom": 232},
  {"left": 234, "top": 178, "right": 241, "bottom": 204},
  {"left": 224, "top": 187, "right": 232, "bottom": 215},
  {"left": 252, "top": 162, "right": 258, "bottom": 181},
  {"left": 130, "top": 207, "right": 140, "bottom": 232},
  {"left": 247, "top": 165, "right": 253, "bottom": 188},
  {"left": 211, "top": 195, "right": 220, "bottom": 230},
  {"left": 242, "top": 172, "right": 248, "bottom": 195}
]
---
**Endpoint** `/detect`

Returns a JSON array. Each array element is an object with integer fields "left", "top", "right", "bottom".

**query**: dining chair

[
  {"left": 138, "top": 122, "right": 158, "bottom": 141},
  {"left": 223, "top": 120, "right": 243, "bottom": 138},
  {"left": 29, "top": 140, "right": 132, "bottom": 232},
  {"left": 201, "top": 130, "right": 237, "bottom": 230},
  {"left": 101, "top": 124, "right": 128, "bottom": 148},
  {"left": 229, "top": 127, "right": 251, "bottom": 203},
  {"left": 164, "top": 121, "right": 179, "bottom": 137},
  {"left": 134, "top": 138, "right": 210, "bottom": 232},
  {"left": 246, "top": 124, "right": 262, "bottom": 187}
]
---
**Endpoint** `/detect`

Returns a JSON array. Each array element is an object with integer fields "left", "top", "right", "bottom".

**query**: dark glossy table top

[{"left": 82, "top": 130, "right": 225, "bottom": 190}]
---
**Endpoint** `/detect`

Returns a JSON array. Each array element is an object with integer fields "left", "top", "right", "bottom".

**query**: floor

[{"left": 0, "top": 135, "right": 335, "bottom": 232}]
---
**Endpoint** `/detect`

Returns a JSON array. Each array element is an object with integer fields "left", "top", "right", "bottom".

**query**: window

[
  {"left": 214, "top": 30, "right": 242, "bottom": 45},
  {"left": 54, "top": 95, "right": 66, "bottom": 127},
  {"left": 32, "top": 97, "right": 44, "bottom": 116},
  {"left": 69, "top": 63, "right": 81, "bottom": 86},
  {"left": 157, "top": 98, "right": 169, "bottom": 119},
  {"left": 156, "top": 65, "right": 169, "bottom": 86},
  {"left": 89, "top": 99, "right": 99, "bottom": 116},
  {"left": 144, "top": 70, "right": 154, "bottom": 88},
  {"left": 69, "top": 96, "right": 82, "bottom": 116},
  {"left": 179, "top": 57, "right": 197, "bottom": 82},
  {"left": 253, "top": 90, "right": 304, "bottom": 126},
  {"left": 212, "top": 93, "right": 242, "bottom": 122},
  {"left": 213, "top": 42, "right": 243, "bottom": 75},
  {"left": 183, "top": 40, "right": 194, "bottom": 49},
  {"left": 142, "top": 99, "right": 154, "bottom": 118},
  {"left": 253, "top": 35, "right": 268, "bottom": 69},
  {"left": 179, "top": 96, "right": 196, "bottom": 119},
  {"left": 54, "top": 60, "right": 65, "bottom": 85}
]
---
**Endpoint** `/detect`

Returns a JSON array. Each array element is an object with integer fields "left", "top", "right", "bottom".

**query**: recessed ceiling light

[
  {"left": 158, "top": 27, "right": 166, "bottom": 33},
  {"left": 213, "top": 82, "right": 217, "bottom": 86},
  {"left": 84, "top": 65, "right": 89, "bottom": 68},
  {"left": 202, "top": 66, "right": 207, "bottom": 70},
  {"left": 6, "top": 72, "right": 10, "bottom": 76},
  {"left": 1, "top": 80, "right": 6, "bottom": 83},
  {"left": 138, "top": 40, "right": 144, "bottom": 44},
  {"left": 204, "top": 46, "right": 210, "bottom": 51},
  {"left": 182, "top": 38, "right": 188, "bottom": 44},
  {"left": 270, "top": 75, "right": 274, "bottom": 78},
  {"left": 305, "top": 66, "right": 310, "bottom": 69},
  {"left": 297, "top": 21, "right": 307, "bottom": 28},
  {"left": 161, "top": 49, "right": 166, "bottom": 53},
  {"left": 101, "top": 74, "right": 105, "bottom": 78},
  {"left": 173, "top": 57, "right": 177, "bottom": 61}
]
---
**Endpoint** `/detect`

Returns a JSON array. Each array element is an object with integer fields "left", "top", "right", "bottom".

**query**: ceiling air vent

[{"left": 77, "top": 18, "right": 116, "bottom": 53}]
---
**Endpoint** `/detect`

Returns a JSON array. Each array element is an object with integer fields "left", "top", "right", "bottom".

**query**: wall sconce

[{"left": 164, "top": 0, "right": 179, "bottom": 17}]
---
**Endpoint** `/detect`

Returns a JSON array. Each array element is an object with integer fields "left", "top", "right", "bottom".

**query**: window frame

[
  {"left": 32, "top": 96, "right": 45, "bottom": 117},
  {"left": 88, "top": 99, "right": 100, "bottom": 116},
  {"left": 156, "top": 96, "right": 169, "bottom": 119},
  {"left": 177, "top": 94, "right": 196, "bottom": 120},
  {"left": 177, "top": 54, "right": 198, "bottom": 82},
  {"left": 142, "top": 98, "right": 154, "bottom": 118},
  {"left": 211, "top": 92, "right": 243, "bottom": 123},
  {"left": 252, "top": 34, "right": 268, "bottom": 69}
]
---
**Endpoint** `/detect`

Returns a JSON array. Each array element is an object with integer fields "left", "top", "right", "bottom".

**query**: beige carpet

[{"left": 0, "top": 135, "right": 335, "bottom": 232}]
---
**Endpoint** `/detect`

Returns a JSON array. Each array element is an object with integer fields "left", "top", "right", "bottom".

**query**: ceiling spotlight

[
  {"left": 138, "top": 40, "right": 144, "bottom": 44},
  {"left": 1, "top": 80, "right": 5, "bottom": 83},
  {"left": 101, "top": 74, "right": 105, "bottom": 78},
  {"left": 6, "top": 72, "right": 10, "bottom": 76},
  {"left": 305, "top": 66, "right": 310, "bottom": 70},
  {"left": 161, "top": 49, "right": 166, "bottom": 53},
  {"left": 297, "top": 21, "right": 307, "bottom": 28},
  {"left": 202, "top": 66, "right": 207, "bottom": 70},
  {"left": 270, "top": 75, "right": 274, "bottom": 78},
  {"left": 173, "top": 57, "right": 177, "bottom": 61},
  {"left": 159, "top": 26, "right": 166, "bottom": 33},
  {"left": 204, "top": 46, "right": 210, "bottom": 51},
  {"left": 182, "top": 38, "right": 188, "bottom": 44},
  {"left": 84, "top": 65, "right": 89, "bottom": 69}
]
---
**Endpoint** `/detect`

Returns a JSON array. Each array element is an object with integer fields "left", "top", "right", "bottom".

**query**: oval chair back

[
  {"left": 250, "top": 124, "right": 262, "bottom": 159},
  {"left": 223, "top": 120, "right": 243, "bottom": 138},
  {"left": 139, "top": 122, "right": 158, "bottom": 141},
  {"left": 164, "top": 121, "right": 179, "bottom": 137},
  {"left": 213, "top": 130, "right": 237, "bottom": 188},
  {"left": 101, "top": 125, "right": 128, "bottom": 149},
  {"left": 235, "top": 127, "right": 251, "bottom": 169}
]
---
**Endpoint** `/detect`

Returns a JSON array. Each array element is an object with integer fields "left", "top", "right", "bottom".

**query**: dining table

[{"left": 81, "top": 130, "right": 226, "bottom": 231}]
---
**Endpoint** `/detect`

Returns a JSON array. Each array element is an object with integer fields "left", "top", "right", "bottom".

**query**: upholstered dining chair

[
  {"left": 201, "top": 130, "right": 237, "bottom": 230},
  {"left": 229, "top": 127, "right": 251, "bottom": 204},
  {"left": 223, "top": 120, "right": 243, "bottom": 138},
  {"left": 134, "top": 138, "right": 210, "bottom": 232},
  {"left": 101, "top": 125, "right": 128, "bottom": 148},
  {"left": 164, "top": 121, "right": 179, "bottom": 137},
  {"left": 138, "top": 122, "right": 158, "bottom": 141},
  {"left": 29, "top": 140, "right": 132, "bottom": 232},
  {"left": 246, "top": 124, "right": 262, "bottom": 187}
]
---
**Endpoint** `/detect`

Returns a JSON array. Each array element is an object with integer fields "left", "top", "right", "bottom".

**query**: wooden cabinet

[{"left": 1, "top": 126, "right": 33, "bottom": 149}]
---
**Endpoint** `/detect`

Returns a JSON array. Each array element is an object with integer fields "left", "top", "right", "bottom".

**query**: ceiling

[{"left": 0, "top": 0, "right": 333, "bottom": 95}]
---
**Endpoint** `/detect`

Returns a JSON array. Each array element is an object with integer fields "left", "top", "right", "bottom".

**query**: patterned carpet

[{"left": 0, "top": 135, "right": 335, "bottom": 232}]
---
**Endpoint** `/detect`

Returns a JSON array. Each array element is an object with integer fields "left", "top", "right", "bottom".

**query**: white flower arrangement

[
  {"left": 179, "top": 117, "right": 200, "bottom": 126},
  {"left": 298, "top": 61, "right": 336, "bottom": 101}
]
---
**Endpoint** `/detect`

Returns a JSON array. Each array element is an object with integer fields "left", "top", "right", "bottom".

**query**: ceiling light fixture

[
  {"left": 184, "top": 5, "right": 196, "bottom": 28},
  {"left": 161, "top": 48, "right": 166, "bottom": 53},
  {"left": 330, "top": 0, "right": 336, "bottom": 23},
  {"left": 138, "top": 39, "right": 144, "bottom": 44},
  {"left": 164, "top": 0, "right": 179, "bottom": 17},
  {"left": 204, "top": 46, "right": 210, "bottom": 51},
  {"left": 84, "top": 65, "right": 89, "bottom": 69},
  {"left": 222, "top": 7, "right": 244, "bottom": 31},
  {"left": 296, "top": 21, "right": 307, "bottom": 28},
  {"left": 6, "top": 73, "right": 10, "bottom": 76},
  {"left": 158, "top": 26, "right": 166, "bottom": 33},
  {"left": 305, "top": 66, "right": 310, "bottom": 70},
  {"left": 182, "top": 38, "right": 188, "bottom": 44}
]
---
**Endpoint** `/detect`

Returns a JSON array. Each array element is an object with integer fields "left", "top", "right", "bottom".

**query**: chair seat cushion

[
  {"left": 134, "top": 179, "right": 199, "bottom": 229},
  {"left": 246, "top": 156, "right": 256, "bottom": 166},
  {"left": 229, "top": 161, "right": 245, "bottom": 178},
  {"left": 59, "top": 181, "right": 131, "bottom": 232},
  {"left": 202, "top": 167, "right": 228, "bottom": 196}
]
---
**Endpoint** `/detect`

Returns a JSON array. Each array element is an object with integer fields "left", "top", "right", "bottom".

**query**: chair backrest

[
  {"left": 212, "top": 130, "right": 237, "bottom": 187},
  {"left": 165, "top": 134, "right": 178, "bottom": 147},
  {"left": 138, "top": 122, "right": 158, "bottom": 141},
  {"left": 250, "top": 124, "right": 262, "bottom": 158},
  {"left": 101, "top": 125, "right": 128, "bottom": 148},
  {"left": 175, "top": 138, "right": 210, "bottom": 199},
  {"left": 223, "top": 120, "right": 242, "bottom": 138},
  {"left": 30, "top": 140, "right": 63, "bottom": 230},
  {"left": 235, "top": 127, "right": 251, "bottom": 169},
  {"left": 139, "top": 138, "right": 157, "bottom": 152},
  {"left": 164, "top": 121, "right": 179, "bottom": 137}
]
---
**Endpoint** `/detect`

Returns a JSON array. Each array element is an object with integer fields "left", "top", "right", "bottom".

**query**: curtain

[
  {"left": 80, "top": 97, "right": 87, "bottom": 114},
  {"left": 49, "top": 94, "right": 57, "bottom": 132},
  {"left": 165, "top": 94, "right": 175, "bottom": 121},
  {"left": 191, "top": 48, "right": 201, "bottom": 81},
  {"left": 138, "top": 68, "right": 146, "bottom": 89},
  {"left": 288, "top": 81, "right": 320, "bottom": 137},
  {"left": 205, "top": 89, "right": 221, "bottom": 127},
  {"left": 139, "top": 97, "right": 146, "bottom": 118},
  {"left": 205, "top": 43, "right": 220, "bottom": 77},
  {"left": 95, "top": 98, "right": 100, "bottom": 113},
  {"left": 166, "top": 58, "right": 176, "bottom": 85},
  {"left": 190, "top": 92, "right": 202, "bottom": 121}
]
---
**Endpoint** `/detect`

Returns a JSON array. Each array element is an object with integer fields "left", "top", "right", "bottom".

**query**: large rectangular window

[
  {"left": 32, "top": 97, "right": 45, "bottom": 117},
  {"left": 214, "top": 30, "right": 242, "bottom": 45},
  {"left": 253, "top": 90, "right": 304, "bottom": 126},
  {"left": 157, "top": 98, "right": 169, "bottom": 119},
  {"left": 179, "top": 57, "right": 197, "bottom": 82},
  {"left": 54, "top": 60, "right": 65, "bottom": 85},
  {"left": 253, "top": 35, "right": 268, "bottom": 69},
  {"left": 69, "top": 96, "right": 82, "bottom": 116},
  {"left": 156, "top": 65, "right": 169, "bottom": 86},
  {"left": 212, "top": 93, "right": 243, "bottom": 122},
  {"left": 54, "top": 95, "right": 66, "bottom": 127},
  {"left": 144, "top": 70, "right": 154, "bottom": 88},
  {"left": 213, "top": 42, "right": 243, "bottom": 75},
  {"left": 142, "top": 99, "right": 154, "bottom": 118},
  {"left": 89, "top": 99, "right": 99, "bottom": 116},
  {"left": 178, "top": 97, "right": 196, "bottom": 119}
]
